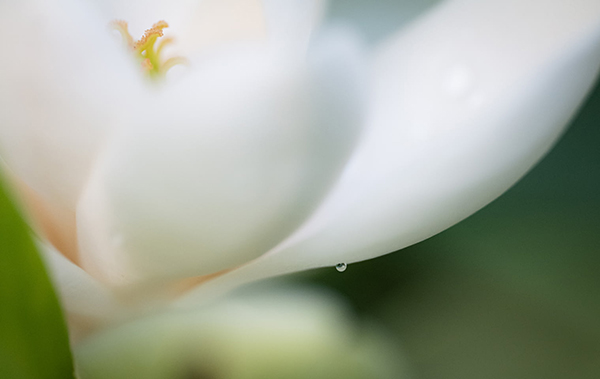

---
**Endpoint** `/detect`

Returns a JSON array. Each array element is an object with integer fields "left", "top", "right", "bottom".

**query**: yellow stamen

[
  {"left": 110, "top": 20, "right": 134, "bottom": 47},
  {"left": 110, "top": 19, "right": 187, "bottom": 79},
  {"left": 156, "top": 37, "right": 174, "bottom": 57},
  {"left": 141, "top": 58, "right": 154, "bottom": 73}
]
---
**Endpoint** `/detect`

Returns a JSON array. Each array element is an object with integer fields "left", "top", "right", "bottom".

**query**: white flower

[{"left": 1, "top": 0, "right": 599, "bottom": 335}]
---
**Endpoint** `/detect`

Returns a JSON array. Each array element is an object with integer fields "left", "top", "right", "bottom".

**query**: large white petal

[
  {"left": 176, "top": 0, "right": 600, "bottom": 305},
  {"left": 179, "top": 0, "right": 267, "bottom": 55},
  {"left": 95, "top": 0, "right": 191, "bottom": 28},
  {"left": 77, "top": 33, "right": 366, "bottom": 288},
  {"left": 0, "top": 0, "right": 143, "bottom": 210},
  {"left": 261, "top": 0, "right": 327, "bottom": 55}
]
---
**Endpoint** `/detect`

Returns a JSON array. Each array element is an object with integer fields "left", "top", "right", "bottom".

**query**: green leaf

[{"left": 0, "top": 175, "right": 75, "bottom": 379}]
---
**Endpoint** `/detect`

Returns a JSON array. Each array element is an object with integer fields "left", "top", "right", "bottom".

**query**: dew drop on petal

[{"left": 335, "top": 263, "right": 347, "bottom": 272}]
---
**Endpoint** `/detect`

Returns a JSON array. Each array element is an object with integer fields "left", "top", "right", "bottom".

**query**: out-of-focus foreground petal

[
  {"left": 75, "top": 285, "right": 403, "bottom": 379},
  {"left": 77, "top": 33, "right": 366, "bottom": 288},
  {"left": 177, "top": 0, "right": 600, "bottom": 304},
  {"left": 0, "top": 0, "right": 142, "bottom": 211}
]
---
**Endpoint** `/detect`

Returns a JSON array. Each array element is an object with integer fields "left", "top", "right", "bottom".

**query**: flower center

[{"left": 110, "top": 20, "right": 187, "bottom": 79}]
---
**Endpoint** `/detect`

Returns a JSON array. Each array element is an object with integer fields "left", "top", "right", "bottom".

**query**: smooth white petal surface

[
  {"left": 77, "top": 35, "right": 366, "bottom": 288},
  {"left": 177, "top": 0, "right": 600, "bottom": 305},
  {"left": 0, "top": 0, "right": 143, "bottom": 210},
  {"left": 261, "top": 0, "right": 327, "bottom": 54},
  {"left": 96, "top": 0, "right": 191, "bottom": 28},
  {"left": 179, "top": 0, "right": 266, "bottom": 55}
]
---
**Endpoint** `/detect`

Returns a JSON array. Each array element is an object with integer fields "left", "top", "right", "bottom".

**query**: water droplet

[{"left": 335, "top": 263, "right": 347, "bottom": 272}]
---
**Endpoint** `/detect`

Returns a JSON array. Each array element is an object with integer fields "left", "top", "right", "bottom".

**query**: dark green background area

[{"left": 301, "top": 76, "right": 600, "bottom": 378}]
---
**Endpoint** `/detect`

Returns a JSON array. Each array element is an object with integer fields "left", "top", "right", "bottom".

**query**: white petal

[
  {"left": 37, "top": 241, "right": 123, "bottom": 330},
  {"left": 77, "top": 35, "right": 366, "bottom": 288},
  {"left": 261, "top": 0, "right": 327, "bottom": 54},
  {"left": 180, "top": 0, "right": 267, "bottom": 55},
  {"left": 176, "top": 0, "right": 600, "bottom": 305},
  {"left": 0, "top": 0, "right": 143, "bottom": 210},
  {"left": 96, "top": 0, "right": 190, "bottom": 27}
]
